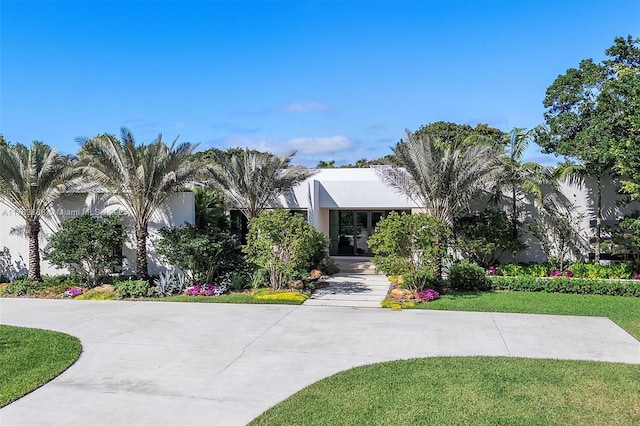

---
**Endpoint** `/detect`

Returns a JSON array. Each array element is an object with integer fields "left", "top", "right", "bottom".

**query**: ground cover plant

[
  {"left": 0, "top": 325, "right": 82, "bottom": 407},
  {"left": 410, "top": 290, "right": 640, "bottom": 339},
  {"left": 250, "top": 357, "right": 640, "bottom": 426}
]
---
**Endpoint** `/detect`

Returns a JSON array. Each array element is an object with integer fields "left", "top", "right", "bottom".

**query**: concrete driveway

[{"left": 1, "top": 298, "right": 638, "bottom": 425}]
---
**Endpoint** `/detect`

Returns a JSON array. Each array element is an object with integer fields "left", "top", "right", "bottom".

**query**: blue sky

[{"left": 1, "top": 1, "right": 638, "bottom": 167}]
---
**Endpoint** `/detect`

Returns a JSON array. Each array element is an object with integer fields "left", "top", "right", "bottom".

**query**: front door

[{"left": 329, "top": 210, "right": 386, "bottom": 256}]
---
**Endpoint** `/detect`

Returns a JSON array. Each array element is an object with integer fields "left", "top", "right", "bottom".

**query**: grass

[
  {"left": 408, "top": 290, "right": 640, "bottom": 340},
  {"left": 249, "top": 356, "right": 640, "bottom": 426},
  {"left": 0, "top": 325, "right": 82, "bottom": 407}
]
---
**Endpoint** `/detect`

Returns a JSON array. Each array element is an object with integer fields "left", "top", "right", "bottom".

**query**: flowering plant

[
  {"left": 550, "top": 269, "right": 573, "bottom": 277},
  {"left": 63, "top": 287, "right": 84, "bottom": 298},
  {"left": 417, "top": 288, "right": 440, "bottom": 302},
  {"left": 634, "top": 273, "right": 640, "bottom": 280},
  {"left": 486, "top": 265, "right": 500, "bottom": 276},
  {"left": 184, "top": 282, "right": 229, "bottom": 296}
]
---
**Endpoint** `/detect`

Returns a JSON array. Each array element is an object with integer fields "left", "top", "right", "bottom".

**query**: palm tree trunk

[
  {"left": 511, "top": 186, "right": 518, "bottom": 262},
  {"left": 135, "top": 224, "right": 149, "bottom": 280},
  {"left": 26, "top": 219, "right": 42, "bottom": 281},
  {"left": 595, "top": 175, "right": 602, "bottom": 263}
]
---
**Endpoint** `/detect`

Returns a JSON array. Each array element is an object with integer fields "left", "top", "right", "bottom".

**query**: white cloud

[
  {"left": 284, "top": 102, "right": 329, "bottom": 113},
  {"left": 288, "top": 136, "right": 353, "bottom": 154}
]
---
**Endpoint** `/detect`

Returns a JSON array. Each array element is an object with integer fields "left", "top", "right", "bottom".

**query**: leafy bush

[
  {"left": 499, "top": 263, "right": 551, "bottom": 277},
  {"left": 43, "top": 215, "right": 126, "bottom": 287},
  {"left": 114, "top": 279, "right": 152, "bottom": 298},
  {"left": 157, "top": 223, "right": 241, "bottom": 284},
  {"left": 453, "top": 209, "right": 525, "bottom": 267},
  {"left": 1, "top": 279, "right": 41, "bottom": 296},
  {"left": 447, "top": 261, "right": 491, "bottom": 291},
  {"left": 249, "top": 268, "right": 269, "bottom": 289},
  {"left": 499, "top": 262, "right": 635, "bottom": 280},
  {"left": 368, "top": 212, "right": 450, "bottom": 278},
  {"left": 403, "top": 266, "right": 444, "bottom": 292},
  {"left": 565, "top": 261, "right": 634, "bottom": 279},
  {"left": 243, "top": 209, "right": 328, "bottom": 290},
  {"left": 490, "top": 276, "right": 640, "bottom": 297}
]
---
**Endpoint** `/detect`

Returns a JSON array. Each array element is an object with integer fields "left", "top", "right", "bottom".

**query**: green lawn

[
  {"left": 0, "top": 325, "right": 82, "bottom": 407},
  {"left": 410, "top": 290, "right": 640, "bottom": 339},
  {"left": 250, "top": 357, "right": 640, "bottom": 426}
]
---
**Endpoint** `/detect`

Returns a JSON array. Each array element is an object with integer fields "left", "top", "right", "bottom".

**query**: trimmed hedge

[{"left": 490, "top": 276, "right": 640, "bottom": 297}]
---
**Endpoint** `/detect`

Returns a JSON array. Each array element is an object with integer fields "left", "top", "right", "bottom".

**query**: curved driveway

[{"left": 1, "top": 298, "right": 639, "bottom": 425}]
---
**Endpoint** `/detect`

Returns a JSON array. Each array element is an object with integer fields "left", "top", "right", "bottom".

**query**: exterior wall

[
  {"left": 0, "top": 192, "right": 195, "bottom": 278},
  {"left": 280, "top": 168, "right": 639, "bottom": 263}
]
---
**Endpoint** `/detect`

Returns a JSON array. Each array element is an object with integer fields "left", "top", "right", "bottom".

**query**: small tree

[
  {"left": 453, "top": 209, "right": 525, "bottom": 267},
  {"left": 368, "top": 211, "right": 450, "bottom": 279},
  {"left": 44, "top": 215, "right": 125, "bottom": 287},
  {"left": 156, "top": 223, "right": 241, "bottom": 284},
  {"left": 530, "top": 206, "right": 588, "bottom": 271},
  {"left": 243, "top": 209, "right": 327, "bottom": 290}
]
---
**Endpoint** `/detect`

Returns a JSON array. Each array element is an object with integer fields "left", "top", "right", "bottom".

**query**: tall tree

[
  {"left": 414, "top": 121, "right": 505, "bottom": 147},
  {"left": 376, "top": 130, "right": 501, "bottom": 276},
  {"left": 206, "top": 149, "right": 316, "bottom": 221},
  {"left": 541, "top": 35, "right": 639, "bottom": 260},
  {"left": 0, "top": 142, "right": 78, "bottom": 281},
  {"left": 604, "top": 36, "right": 640, "bottom": 200},
  {"left": 492, "top": 127, "right": 559, "bottom": 259},
  {"left": 79, "top": 128, "right": 199, "bottom": 280}
]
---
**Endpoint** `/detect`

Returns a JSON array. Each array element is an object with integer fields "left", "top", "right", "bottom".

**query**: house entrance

[{"left": 329, "top": 210, "right": 408, "bottom": 256}]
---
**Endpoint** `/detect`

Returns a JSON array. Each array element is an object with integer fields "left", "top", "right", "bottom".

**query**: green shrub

[
  {"left": 499, "top": 263, "right": 551, "bottom": 277},
  {"left": 403, "top": 266, "right": 444, "bottom": 292},
  {"left": 1, "top": 279, "right": 41, "bottom": 296},
  {"left": 114, "top": 279, "right": 152, "bottom": 298},
  {"left": 368, "top": 212, "right": 450, "bottom": 278},
  {"left": 243, "top": 210, "right": 328, "bottom": 290},
  {"left": 453, "top": 209, "right": 525, "bottom": 267},
  {"left": 447, "top": 261, "right": 491, "bottom": 291},
  {"left": 43, "top": 214, "right": 126, "bottom": 287},
  {"left": 157, "top": 223, "right": 241, "bottom": 284},
  {"left": 565, "top": 262, "right": 634, "bottom": 279},
  {"left": 490, "top": 276, "right": 640, "bottom": 297}
]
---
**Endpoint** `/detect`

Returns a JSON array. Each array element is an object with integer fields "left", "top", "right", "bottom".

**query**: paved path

[
  {"left": 1, "top": 298, "right": 638, "bottom": 426},
  {"left": 304, "top": 272, "right": 391, "bottom": 308}
]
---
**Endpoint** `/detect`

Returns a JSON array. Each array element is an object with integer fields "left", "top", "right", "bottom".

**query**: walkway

[
  {"left": 1, "top": 298, "right": 638, "bottom": 426},
  {"left": 305, "top": 257, "right": 390, "bottom": 308}
]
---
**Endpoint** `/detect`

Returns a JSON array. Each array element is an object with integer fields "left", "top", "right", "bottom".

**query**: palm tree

[
  {"left": 491, "top": 127, "right": 561, "bottom": 258},
  {"left": 376, "top": 130, "right": 501, "bottom": 225},
  {"left": 79, "top": 128, "right": 199, "bottom": 280},
  {"left": 375, "top": 130, "right": 501, "bottom": 278},
  {"left": 206, "top": 149, "right": 316, "bottom": 221},
  {"left": 0, "top": 142, "right": 78, "bottom": 281},
  {"left": 554, "top": 160, "right": 615, "bottom": 262}
]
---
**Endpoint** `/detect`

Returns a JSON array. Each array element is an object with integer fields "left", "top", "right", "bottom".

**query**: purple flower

[
  {"left": 63, "top": 287, "right": 83, "bottom": 298},
  {"left": 634, "top": 273, "right": 640, "bottom": 280},
  {"left": 418, "top": 288, "right": 440, "bottom": 302},
  {"left": 184, "top": 285, "right": 201, "bottom": 296},
  {"left": 549, "top": 270, "right": 563, "bottom": 277},
  {"left": 564, "top": 270, "right": 574, "bottom": 277},
  {"left": 487, "top": 266, "right": 500, "bottom": 276}
]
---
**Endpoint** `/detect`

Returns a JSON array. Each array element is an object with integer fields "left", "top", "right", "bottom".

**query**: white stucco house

[{"left": 0, "top": 167, "right": 636, "bottom": 279}]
